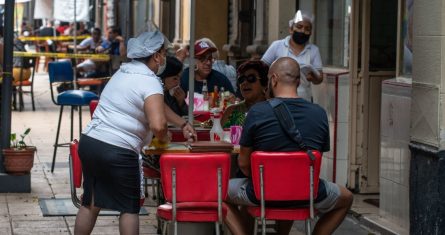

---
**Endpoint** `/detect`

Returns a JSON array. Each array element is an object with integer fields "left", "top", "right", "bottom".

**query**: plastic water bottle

[
  {"left": 202, "top": 80, "right": 209, "bottom": 111},
  {"left": 210, "top": 113, "right": 224, "bottom": 142}
]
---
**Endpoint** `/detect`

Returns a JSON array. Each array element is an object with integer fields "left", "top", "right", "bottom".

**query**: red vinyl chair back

[
  {"left": 89, "top": 100, "right": 99, "bottom": 117},
  {"left": 160, "top": 153, "right": 231, "bottom": 203},
  {"left": 69, "top": 140, "right": 82, "bottom": 208},
  {"left": 249, "top": 150, "right": 322, "bottom": 235},
  {"left": 250, "top": 151, "right": 322, "bottom": 201},
  {"left": 69, "top": 140, "right": 82, "bottom": 188}
]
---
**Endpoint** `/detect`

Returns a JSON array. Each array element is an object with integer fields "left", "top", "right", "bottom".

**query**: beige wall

[
  {"left": 268, "top": 0, "right": 296, "bottom": 43},
  {"left": 411, "top": 0, "right": 445, "bottom": 148},
  {"left": 195, "top": 0, "right": 228, "bottom": 58},
  {"left": 177, "top": 0, "right": 228, "bottom": 58}
]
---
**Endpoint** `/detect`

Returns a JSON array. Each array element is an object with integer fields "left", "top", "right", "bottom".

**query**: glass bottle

[
  {"left": 219, "top": 87, "right": 226, "bottom": 110},
  {"left": 202, "top": 80, "right": 209, "bottom": 111},
  {"left": 210, "top": 112, "right": 224, "bottom": 142},
  {"left": 212, "top": 85, "right": 219, "bottom": 108}
]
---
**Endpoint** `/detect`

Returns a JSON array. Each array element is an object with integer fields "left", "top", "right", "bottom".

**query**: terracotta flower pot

[{"left": 2, "top": 146, "right": 36, "bottom": 175}]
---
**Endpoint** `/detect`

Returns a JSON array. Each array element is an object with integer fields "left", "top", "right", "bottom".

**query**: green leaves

[
  {"left": 10, "top": 128, "right": 31, "bottom": 149},
  {"left": 10, "top": 133, "right": 16, "bottom": 143}
]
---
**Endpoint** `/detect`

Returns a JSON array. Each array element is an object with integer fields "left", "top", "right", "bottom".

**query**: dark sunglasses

[{"left": 237, "top": 75, "right": 258, "bottom": 85}]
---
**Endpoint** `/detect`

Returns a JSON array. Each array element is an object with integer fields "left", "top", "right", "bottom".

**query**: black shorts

[{"left": 78, "top": 134, "right": 141, "bottom": 214}]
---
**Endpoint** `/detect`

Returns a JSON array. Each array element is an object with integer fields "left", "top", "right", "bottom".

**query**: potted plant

[{"left": 2, "top": 128, "right": 36, "bottom": 175}]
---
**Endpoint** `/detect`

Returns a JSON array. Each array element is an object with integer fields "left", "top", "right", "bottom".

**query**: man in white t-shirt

[
  {"left": 76, "top": 28, "right": 110, "bottom": 76},
  {"left": 262, "top": 10, "right": 323, "bottom": 101}
]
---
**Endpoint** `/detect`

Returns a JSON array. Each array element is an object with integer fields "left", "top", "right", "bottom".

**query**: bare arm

[
  {"left": 238, "top": 146, "right": 253, "bottom": 177},
  {"left": 116, "top": 36, "right": 127, "bottom": 57},
  {"left": 145, "top": 94, "right": 169, "bottom": 143},
  {"left": 221, "top": 105, "right": 235, "bottom": 127}
]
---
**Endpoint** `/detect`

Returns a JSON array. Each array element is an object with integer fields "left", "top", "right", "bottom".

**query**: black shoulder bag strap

[
  {"left": 268, "top": 98, "right": 315, "bottom": 161},
  {"left": 269, "top": 98, "right": 316, "bottom": 218}
]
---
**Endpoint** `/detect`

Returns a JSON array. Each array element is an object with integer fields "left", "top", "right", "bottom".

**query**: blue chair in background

[{"left": 48, "top": 60, "right": 99, "bottom": 172}]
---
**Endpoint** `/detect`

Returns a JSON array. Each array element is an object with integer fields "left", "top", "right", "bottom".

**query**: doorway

[{"left": 348, "top": 0, "right": 397, "bottom": 193}]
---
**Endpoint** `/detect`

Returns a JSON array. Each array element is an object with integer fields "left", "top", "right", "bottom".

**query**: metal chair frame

[
  {"left": 161, "top": 167, "right": 223, "bottom": 235},
  {"left": 48, "top": 60, "right": 98, "bottom": 172},
  {"left": 12, "top": 57, "right": 36, "bottom": 111},
  {"left": 250, "top": 150, "right": 321, "bottom": 235}
]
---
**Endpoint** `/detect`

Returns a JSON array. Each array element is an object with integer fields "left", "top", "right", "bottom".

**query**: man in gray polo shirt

[{"left": 262, "top": 10, "right": 323, "bottom": 102}]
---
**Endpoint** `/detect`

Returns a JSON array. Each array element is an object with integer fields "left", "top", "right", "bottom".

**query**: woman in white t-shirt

[
  {"left": 262, "top": 10, "right": 323, "bottom": 102},
  {"left": 73, "top": 30, "right": 195, "bottom": 234}
]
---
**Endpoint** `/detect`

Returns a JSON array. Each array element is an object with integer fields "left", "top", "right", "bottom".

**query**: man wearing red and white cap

[{"left": 180, "top": 39, "right": 235, "bottom": 95}]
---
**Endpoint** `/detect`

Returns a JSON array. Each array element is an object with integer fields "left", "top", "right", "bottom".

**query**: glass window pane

[
  {"left": 401, "top": 0, "right": 413, "bottom": 76},
  {"left": 369, "top": 0, "right": 397, "bottom": 71},
  {"left": 315, "top": 0, "right": 351, "bottom": 68}
]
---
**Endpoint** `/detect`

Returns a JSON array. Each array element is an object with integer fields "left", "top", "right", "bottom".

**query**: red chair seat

[
  {"left": 143, "top": 165, "right": 161, "bottom": 178},
  {"left": 77, "top": 78, "right": 105, "bottom": 86},
  {"left": 157, "top": 202, "right": 228, "bottom": 222},
  {"left": 247, "top": 206, "right": 313, "bottom": 221},
  {"left": 13, "top": 80, "right": 32, "bottom": 86}
]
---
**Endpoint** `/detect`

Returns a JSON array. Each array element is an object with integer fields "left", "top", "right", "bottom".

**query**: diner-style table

[{"left": 143, "top": 141, "right": 240, "bottom": 155}]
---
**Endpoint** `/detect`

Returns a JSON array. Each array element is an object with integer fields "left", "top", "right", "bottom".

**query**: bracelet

[{"left": 181, "top": 121, "right": 189, "bottom": 129}]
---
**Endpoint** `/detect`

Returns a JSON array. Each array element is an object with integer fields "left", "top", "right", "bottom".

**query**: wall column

[
  {"left": 409, "top": 0, "right": 445, "bottom": 233},
  {"left": 246, "top": 0, "right": 268, "bottom": 59},
  {"left": 267, "top": 0, "right": 295, "bottom": 43}
]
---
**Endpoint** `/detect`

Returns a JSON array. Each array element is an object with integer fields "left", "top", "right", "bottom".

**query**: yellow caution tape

[
  {"left": 18, "top": 35, "right": 90, "bottom": 41},
  {"left": 13, "top": 51, "right": 110, "bottom": 61}
]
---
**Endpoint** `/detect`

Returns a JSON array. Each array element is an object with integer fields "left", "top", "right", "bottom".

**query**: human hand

[
  {"left": 176, "top": 47, "right": 190, "bottom": 62},
  {"left": 173, "top": 87, "right": 186, "bottom": 105},
  {"left": 157, "top": 131, "right": 172, "bottom": 146},
  {"left": 115, "top": 36, "right": 124, "bottom": 43},
  {"left": 306, "top": 71, "right": 315, "bottom": 82},
  {"left": 151, "top": 132, "right": 171, "bottom": 149},
  {"left": 182, "top": 122, "right": 197, "bottom": 142},
  {"left": 95, "top": 46, "right": 105, "bottom": 53}
]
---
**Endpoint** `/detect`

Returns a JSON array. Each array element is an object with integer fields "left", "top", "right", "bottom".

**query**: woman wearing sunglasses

[{"left": 221, "top": 60, "right": 269, "bottom": 128}]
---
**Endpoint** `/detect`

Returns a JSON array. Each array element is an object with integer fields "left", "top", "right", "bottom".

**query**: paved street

[{"left": 0, "top": 68, "right": 381, "bottom": 234}]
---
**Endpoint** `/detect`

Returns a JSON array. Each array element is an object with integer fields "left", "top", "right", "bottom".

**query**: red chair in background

[
  {"left": 247, "top": 151, "right": 322, "bottom": 235},
  {"left": 157, "top": 153, "right": 231, "bottom": 235}
]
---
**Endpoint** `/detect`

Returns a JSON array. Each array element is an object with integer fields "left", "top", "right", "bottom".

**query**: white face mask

[{"left": 156, "top": 55, "right": 167, "bottom": 75}]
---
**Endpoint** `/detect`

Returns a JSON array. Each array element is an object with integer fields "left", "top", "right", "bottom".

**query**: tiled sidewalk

[{"left": 1, "top": 69, "right": 382, "bottom": 234}]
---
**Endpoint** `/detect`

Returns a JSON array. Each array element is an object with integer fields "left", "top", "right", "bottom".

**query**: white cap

[
  {"left": 291, "top": 10, "right": 314, "bottom": 26},
  {"left": 127, "top": 30, "right": 165, "bottom": 59}
]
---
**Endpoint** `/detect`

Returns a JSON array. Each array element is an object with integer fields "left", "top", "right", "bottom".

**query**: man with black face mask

[{"left": 262, "top": 10, "right": 323, "bottom": 102}]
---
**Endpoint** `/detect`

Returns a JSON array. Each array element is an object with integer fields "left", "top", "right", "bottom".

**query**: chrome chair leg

[
  {"left": 174, "top": 221, "right": 178, "bottom": 235},
  {"left": 162, "top": 221, "right": 168, "bottom": 235},
  {"left": 253, "top": 218, "right": 258, "bottom": 235},
  {"left": 305, "top": 219, "right": 311, "bottom": 235},
  {"left": 215, "top": 222, "right": 220, "bottom": 235},
  {"left": 261, "top": 218, "right": 266, "bottom": 235}
]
